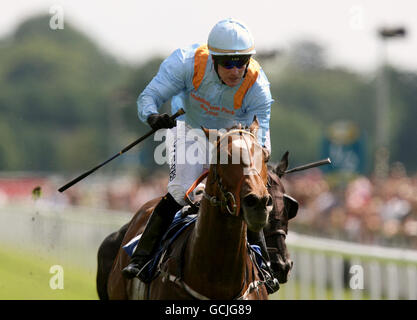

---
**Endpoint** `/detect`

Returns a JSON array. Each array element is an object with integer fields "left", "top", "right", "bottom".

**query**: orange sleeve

[
  {"left": 192, "top": 45, "right": 209, "bottom": 91},
  {"left": 233, "top": 58, "right": 260, "bottom": 109}
]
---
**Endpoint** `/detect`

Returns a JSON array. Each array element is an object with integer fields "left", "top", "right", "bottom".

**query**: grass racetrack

[
  {"left": 0, "top": 246, "right": 98, "bottom": 300},
  {"left": 1, "top": 244, "right": 367, "bottom": 300}
]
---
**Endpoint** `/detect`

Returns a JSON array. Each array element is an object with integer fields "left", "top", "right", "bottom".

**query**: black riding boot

[
  {"left": 247, "top": 230, "right": 280, "bottom": 294},
  {"left": 122, "top": 193, "right": 182, "bottom": 281}
]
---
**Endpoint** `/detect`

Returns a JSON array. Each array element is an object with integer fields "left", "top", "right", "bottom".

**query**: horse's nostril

[
  {"left": 243, "top": 194, "right": 258, "bottom": 207},
  {"left": 243, "top": 194, "right": 273, "bottom": 209}
]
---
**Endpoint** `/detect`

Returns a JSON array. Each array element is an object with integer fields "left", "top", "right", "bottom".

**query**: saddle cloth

[
  {"left": 123, "top": 211, "right": 266, "bottom": 280},
  {"left": 123, "top": 210, "right": 197, "bottom": 279}
]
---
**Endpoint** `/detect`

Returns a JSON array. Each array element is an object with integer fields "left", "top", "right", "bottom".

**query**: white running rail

[{"left": 280, "top": 232, "right": 417, "bottom": 300}]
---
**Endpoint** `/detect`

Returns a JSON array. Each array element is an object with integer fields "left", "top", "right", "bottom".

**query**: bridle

[
  {"left": 265, "top": 173, "right": 290, "bottom": 240},
  {"left": 202, "top": 129, "right": 265, "bottom": 217}
]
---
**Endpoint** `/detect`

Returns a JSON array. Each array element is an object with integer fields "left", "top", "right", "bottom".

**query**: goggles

[{"left": 214, "top": 55, "right": 251, "bottom": 69}]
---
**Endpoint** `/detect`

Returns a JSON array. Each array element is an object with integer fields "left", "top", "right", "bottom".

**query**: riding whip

[
  {"left": 284, "top": 158, "right": 331, "bottom": 175},
  {"left": 58, "top": 108, "right": 185, "bottom": 193}
]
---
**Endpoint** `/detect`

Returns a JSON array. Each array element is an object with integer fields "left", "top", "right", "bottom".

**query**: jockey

[{"left": 123, "top": 18, "right": 277, "bottom": 290}]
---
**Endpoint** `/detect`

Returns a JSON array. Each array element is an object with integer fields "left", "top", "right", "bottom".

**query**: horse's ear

[
  {"left": 249, "top": 116, "right": 259, "bottom": 135},
  {"left": 284, "top": 194, "right": 298, "bottom": 220},
  {"left": 274, "top": 151, "right": 289, "bottom": 178},
  {"left": 202, "top": 127, "right": 210, "bottom": 139}
]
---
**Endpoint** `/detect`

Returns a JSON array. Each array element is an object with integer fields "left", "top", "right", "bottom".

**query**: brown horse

[
  {"left": 264, "top": 151, "right": 298, "bottom": 284},
  {"left": 96, "top": 153, "right": 298, "bottom": 300},
  {"left": 100, "top": 120, "right": 297, "bottom": 299}
]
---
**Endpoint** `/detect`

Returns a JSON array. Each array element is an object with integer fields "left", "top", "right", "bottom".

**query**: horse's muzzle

[
  {"left": 242, "top": 193, "right": 273, "bottom": 232},
  {"left": 272, "top": 256, "right": 294, "bottom": 284},
  {"left": 242, "top": 194, "right": 273, "bottom": 211}
]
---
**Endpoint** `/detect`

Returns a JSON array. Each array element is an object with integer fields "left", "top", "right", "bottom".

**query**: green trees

[
  {"left": 264, "top": 41, "right": 415, "bottom": 173},
  {"left": 0, "top": 15, "right": 128, "bottom": 172},
  {"left": 0, "top": 16, "right": 415, "bottom": 175}
]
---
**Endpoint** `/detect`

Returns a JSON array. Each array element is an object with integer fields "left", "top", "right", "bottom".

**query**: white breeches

[
  {"left": 160, "top": 120, "right": 271, "bottom": 206},
  {"left": 165, "top": 121, "right": 211, "bottom": 206}
]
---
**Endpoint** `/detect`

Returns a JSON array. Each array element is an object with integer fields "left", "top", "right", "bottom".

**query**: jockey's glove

[{"left": 147, "top": 113, "right": 177, "bottom": 130}]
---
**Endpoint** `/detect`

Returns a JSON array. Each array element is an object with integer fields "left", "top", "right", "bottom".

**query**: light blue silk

[{"left": 137, "top": 43, "right": 274, "bottom": 146}]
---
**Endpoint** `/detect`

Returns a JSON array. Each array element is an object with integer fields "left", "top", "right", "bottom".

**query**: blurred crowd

[
  {"left": 284, "top": 163, "right": 417, "bottom": 249},
  {"left": 1, "top": 163, "right": 416, "bottom": 249},
  {"left": 59, "top": 173, "right": 169, "bottom": 213}
]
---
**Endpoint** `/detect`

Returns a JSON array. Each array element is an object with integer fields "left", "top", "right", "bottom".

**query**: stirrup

[
  {"left": 122, "top": 259, "right": 152, "bottom": 281},
  {"left": 181, "top": 202, "right": 200, "bottom": 218}
]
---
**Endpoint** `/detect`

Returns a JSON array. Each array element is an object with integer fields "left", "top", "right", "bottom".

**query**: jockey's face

[
  {"left": 217, "top": 63, "right": 247, "bottom": 87},
  {"left": 212, "top": 55, "right": 250, "bottom": 87}
]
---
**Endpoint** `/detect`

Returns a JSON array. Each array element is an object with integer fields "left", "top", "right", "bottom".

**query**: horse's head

[
  {"left": 202, "top": 117, "right": 273, "bottom": 232},
  {"left": 265, "top": 151, "right": 299, "bottom": 283}
]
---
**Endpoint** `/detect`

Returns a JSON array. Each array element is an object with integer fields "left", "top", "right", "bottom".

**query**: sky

[{"left": 1, "top": 0, "right": 416, "bottom": 73}]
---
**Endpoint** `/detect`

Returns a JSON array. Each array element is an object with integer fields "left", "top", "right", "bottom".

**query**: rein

[{"left": 203, "top": 165, "right": 244, "bottom": 216}]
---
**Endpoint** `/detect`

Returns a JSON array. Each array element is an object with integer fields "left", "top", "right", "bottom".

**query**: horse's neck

[{"left": 184, "top": 174, "right": 248, "bottom": 298}]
